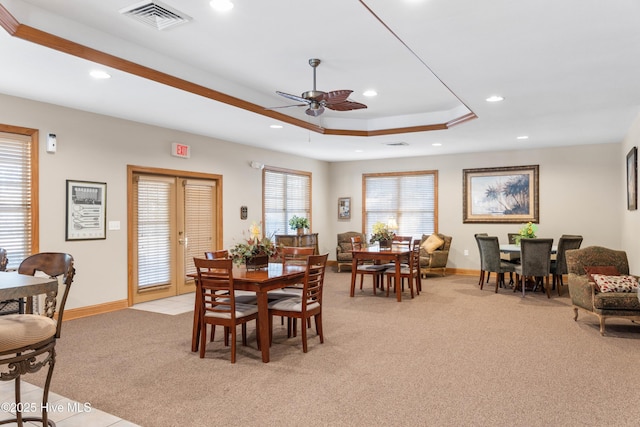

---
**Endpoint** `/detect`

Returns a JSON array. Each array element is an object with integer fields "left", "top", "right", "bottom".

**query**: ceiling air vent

[
  {"left": 120, "top": 1, "right": 192, "bottom": 31},
  {"left": 385, "top": 142, "right": 409, "bottom": 147}
]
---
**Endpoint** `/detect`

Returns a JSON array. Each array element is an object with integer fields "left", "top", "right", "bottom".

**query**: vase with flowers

[
  {"left": 369, "top": 221, "right": 395, "bottom": 248},
  {"left": 230, "top": 221, "right": 279, "bottom": 269},
  {"left": 515, "top": 221, "right": 538, "bottom": 245}
]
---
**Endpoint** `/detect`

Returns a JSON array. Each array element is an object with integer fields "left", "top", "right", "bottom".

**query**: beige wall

[
  {"left": 330, "top": 142, "right": 624, "bottom": 272},
  {"left": 622, "top": 112, "right": 640, "bottom": 273},
  {"left": 1, "top": 92, "right": 635, "bottom": 312}
]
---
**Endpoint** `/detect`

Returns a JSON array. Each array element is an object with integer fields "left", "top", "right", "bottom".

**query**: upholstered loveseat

[
  {"left": 419, "top": 233, "right": 452, "bottom": 277},
  {"left": 336, "top": 231, "right": 366, "bottom": 272},
  {"left": 566, "top": 246, "right": 640, "bottom": 335}
]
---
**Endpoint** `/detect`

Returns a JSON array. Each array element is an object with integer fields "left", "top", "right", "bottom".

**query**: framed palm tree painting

[{"left": 463, "top": 165, "right": 539, "bottom": 223}]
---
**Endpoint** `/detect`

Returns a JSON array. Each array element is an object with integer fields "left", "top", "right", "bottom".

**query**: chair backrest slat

[
  {"left": 204, "top": 250, "right": 229, "bottom": 260},
  {"left": 302, "top": 254, "right": 328, "bottom": 310},
  {"left": 194, "top": 258, "right": 236, "bottom": 316}
]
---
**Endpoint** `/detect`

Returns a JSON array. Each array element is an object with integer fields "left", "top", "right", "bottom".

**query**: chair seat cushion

[
  {"left": 268, "top": 297, "right": 319, "bottom": 312},
  {"left": 336, "top": 252, "right": 352, "bottom": 262},
  {"left": 357, "top": 265, "right": 386, "bottom": 272},
  {"left": 594, "top": 291, "right": 640, "bottom": 310},
  {"left": 268, "top": 288, "right": 303, "bottom": 299},
  {"left": 205, "top": 303, "right": 258, "bottom": 319},
  {"left": 0, "top": 314, "right": 56, "bottom": 352}
]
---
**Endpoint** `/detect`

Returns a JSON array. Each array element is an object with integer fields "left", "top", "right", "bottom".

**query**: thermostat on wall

[{"left": 46, "top": 133, "right": 57, "bottom": 153}]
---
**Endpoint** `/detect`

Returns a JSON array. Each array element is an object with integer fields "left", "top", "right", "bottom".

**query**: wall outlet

[{"left": 463, "top": 249, "right": 469, "bottom": 256}]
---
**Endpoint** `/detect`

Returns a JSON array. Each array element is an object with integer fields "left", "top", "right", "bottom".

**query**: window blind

[
  {"left": 183, "top": 179, "right": 215, "bottom": 277},
  {"left": 0, "top": 131, "right": 33, "bottom": 270},
  {"left": 263, "top": 168, "right": 311, "bottom": 237},
  {"left": 134, "top": 175, "right": 173, "bottom": 289},
  {"left": 364, "top": 171, "right": 437, "bottom": 241}
]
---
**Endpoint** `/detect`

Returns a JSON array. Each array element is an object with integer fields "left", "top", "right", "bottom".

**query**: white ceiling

[{"left": 1, "top": 0, "right": 639, "bottom": 162}]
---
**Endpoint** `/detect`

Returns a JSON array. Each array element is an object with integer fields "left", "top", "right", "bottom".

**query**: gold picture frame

[
  {"left": 627, "top": 147, "right": 637, "bottom": 211},
  {"left": 338, "top": 197, "right": 351, "bottom": 220},
  {"left": 463, "top": 165, "right": 539, "bottom": 224}
]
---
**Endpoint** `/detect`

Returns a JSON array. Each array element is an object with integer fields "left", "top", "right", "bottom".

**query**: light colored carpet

[{"left": 30, "top": 271, "right": 640, "bottom": 426}]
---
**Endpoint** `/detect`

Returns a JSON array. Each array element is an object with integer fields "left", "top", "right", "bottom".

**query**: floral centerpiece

[
  {"left": 229, "top": 221, "right": 279, "bottom": 268},
  {"left": 369, "top": 221, "right": 395, "bottom": 247},
  {"left": 515, "top": 221, "right": 538, "bottom": 244},
  {"left": 289, "top": 215, "right": 310, "bottom": 235}
]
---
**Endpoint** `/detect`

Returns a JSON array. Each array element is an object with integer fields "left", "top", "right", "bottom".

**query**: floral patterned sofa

[{"left": 566, "top": 246, "right": 640, "bottom": 335}]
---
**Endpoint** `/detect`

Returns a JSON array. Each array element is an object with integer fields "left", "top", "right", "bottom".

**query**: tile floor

[{"left": 1, "top": 294, "right": 193, "bottom": 426}]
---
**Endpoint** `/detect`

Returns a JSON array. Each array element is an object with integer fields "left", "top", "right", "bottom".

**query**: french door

[{"left": 128, "top": 167, "right": 221, "bottom": 305}]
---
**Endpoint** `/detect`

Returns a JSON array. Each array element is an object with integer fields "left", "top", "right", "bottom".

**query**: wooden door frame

[{"left": 126, "top": 165, "right": 223, "bottom": 306}]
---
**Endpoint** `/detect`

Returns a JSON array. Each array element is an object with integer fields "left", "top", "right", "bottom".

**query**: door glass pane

[{"left": 184, "top": 180, "right": 215, "bottom": 277}]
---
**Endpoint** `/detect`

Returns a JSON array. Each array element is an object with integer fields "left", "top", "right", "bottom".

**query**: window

[
  {"left": 0, "top": 127, "right": 38, "bottom": 270},
  {"left": 263, "top": 167, "right": 311, "bottom": 237},
  {"left": 363, "top": 171, "right": 437, "bottom": 240}
]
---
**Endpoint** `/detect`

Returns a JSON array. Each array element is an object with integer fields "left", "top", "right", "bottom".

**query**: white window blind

[
  {"left": 364, "top": 171, "right": 437, "bottom": 241},
  {"left": 0, "top": 131, "right": 33, "bottom": 270},
  {"left": 183, "top": 179, "right": 214, "bottom": 277},
  {"left": 134, "top": 176, "right": 173, "bottom": 289},
  {"left": 263, "top": 168, "right": 311, "bottom": 237}
]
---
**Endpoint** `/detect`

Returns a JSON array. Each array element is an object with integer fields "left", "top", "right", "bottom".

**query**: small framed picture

[
  {"left": 66, "top": 180, "right": 107, "bottom": 240},
  {"left": 338, "top": 197, "right": 351, "bottom": 220}
]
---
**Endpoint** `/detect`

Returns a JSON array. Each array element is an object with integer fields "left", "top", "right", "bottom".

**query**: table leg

[
  {"left": 349, "top": 256, "right": 358, "bottom": 297},
  {"left": 257, "top": 291, "right": 271, "bottom": 363},
  {"left": 395, "top": 255, "right": 402, "bottom": 302}
]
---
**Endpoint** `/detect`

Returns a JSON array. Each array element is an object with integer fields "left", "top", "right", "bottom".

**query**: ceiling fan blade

[
  {"left": 265, "top": 104, "right": 307, "bottom": 110},
  {"left": 324, "top": 100, "right": 368, "bottom": 112},
  {"left": 276, "top": 91, "right": 310, "bottom": 105},
  {"left": 320, "top": 90, "right": 352, "bottom": 105}
]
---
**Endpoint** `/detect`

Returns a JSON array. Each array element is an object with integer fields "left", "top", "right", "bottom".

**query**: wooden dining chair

[
  {"left": 0, "top": 252, "right": 75, "bottom": 427},
  {"left": 351, "top": 236, "right": 386, "bottom": 295},
  {"left": 514, "top": 238, "right": 554, "bottom": 298},
  {"left": 268, "top": 254, "right": 328, "bottom": 353},
  {"left": 384, "top": 239, "right": 421, "bottom": 298},
  {"left": 204, "top": 249, "right": 229, "bottom": 259},
  {"left": 193, "top": 257, "right": 259, "bottom": 363}
]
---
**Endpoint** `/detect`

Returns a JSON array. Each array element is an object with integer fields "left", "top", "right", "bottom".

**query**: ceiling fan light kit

[{"left": 274, "top": 58, "right": 367, "bottom": 117}]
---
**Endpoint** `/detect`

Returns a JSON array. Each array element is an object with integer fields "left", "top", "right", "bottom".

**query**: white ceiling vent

[
  {"left": 385, "top": 142, "right": 409, "bottom": 147},
  {"left": 120, "top": 1, "right": 192, "bottom": 31}
]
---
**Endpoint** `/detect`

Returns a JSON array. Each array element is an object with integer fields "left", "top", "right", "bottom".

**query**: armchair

[
  {"left": 419, "top": 233, "right": 452, "bottom": 277},
  {"left": 336, "top": 231, "right": 365, "bottom": 272},
  {"left": 566, "top": 246, "right": 640, "bottom": 335}
]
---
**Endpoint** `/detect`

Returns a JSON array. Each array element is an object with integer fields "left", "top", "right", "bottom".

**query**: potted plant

[
  {"left": 369, "top": 221, "right": 395, "bottom": 248},
  {"left": 289, "top": 215, "right": 310, "bottom": 235},
  {"left": 515, "top": 221, "right": 537, "bottom": 245},
  {"left": 229, "top": 221, "right": 279, "bottom": 269}
]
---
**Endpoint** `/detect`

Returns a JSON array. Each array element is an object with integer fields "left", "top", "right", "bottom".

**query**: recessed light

[
  {"left": 89, "top": 70, "right": 111, "bottom": 79},
  {"left": 432, "top": 143, "right": 442, "bottom": 147},
  {"left": 355, "top": 150, "right": 364, "bottom": 153},
  {"left": 270, "top": 124, "right": 283, "bottom": 129},
  {"left": 486, "top": 95, "right": 504, "bottom": 102},
  {"left": 363, "top": 90, "right": 377, "bottom": 97},
  {"left": 210, "top": 0, "right": 234, "bottom": 12},
  {"left": 517, "top": 135, "right": 529, "bottom": 140}
]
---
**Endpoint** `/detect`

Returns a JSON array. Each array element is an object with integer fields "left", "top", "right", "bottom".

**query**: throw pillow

[
  {"left": 592, "top": 274, "right": 639, "bottom": 293},
  {"left": 584, "top": 266, "right": 620, "bottom": 283},
  {"left": 421, "top": 234, "right": 444, "bottom": 254}
]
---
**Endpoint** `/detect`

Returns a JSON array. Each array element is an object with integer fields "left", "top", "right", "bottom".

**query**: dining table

[
  {"left": 350, "top": 245, "right": 412, "bottom": 302},
  {"left": 190, "top": 262, "right": 306, "bottom": 363},
  {"left": 0, "top": 271, "right": 59, "bottom": 316}
]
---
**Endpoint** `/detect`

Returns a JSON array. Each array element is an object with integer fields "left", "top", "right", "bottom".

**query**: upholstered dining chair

[
  {"left": 476, "top": 236, "right": 516, "bottom": 293},
  {"left": 193, "top": 257, "right": 259, "bottom": 363},
  {"left": 550, "top": 235, "right": 583, "bottom": 295},
  {"left": 268, "top": 253, "right": 328, "bottom": 353},
  {"left": 514, "top": 238, "right": 554, "bottom": 298},
  {"left": 0, "top": 252, "right": 75, "bottom": 427},
  {"left": 351, "top": 235, "right": 386, "bottom": 295},
  {"left": 384, "top": 239, "right": 421, "bottom": 298},
  {"left": 474, "top": 233, "right": 489, "bottom": 287}
]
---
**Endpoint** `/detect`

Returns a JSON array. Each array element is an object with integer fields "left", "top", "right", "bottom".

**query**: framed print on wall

[
  {"left": 66, "top": 180, "right": 107, "bottom": 240},
  {"left": 463, "top": 165, "right": 539, "bottom": 224},
  {"left": 627, "top": 147, "right": 637, "bottom": 211},
  {"left": 338, "top": 197, "right": 351, "bottom": 220}
]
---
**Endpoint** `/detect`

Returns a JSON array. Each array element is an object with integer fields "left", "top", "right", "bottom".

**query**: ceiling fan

[{"left": 273, "top": 58, "right": 367, "bottom": 117}]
